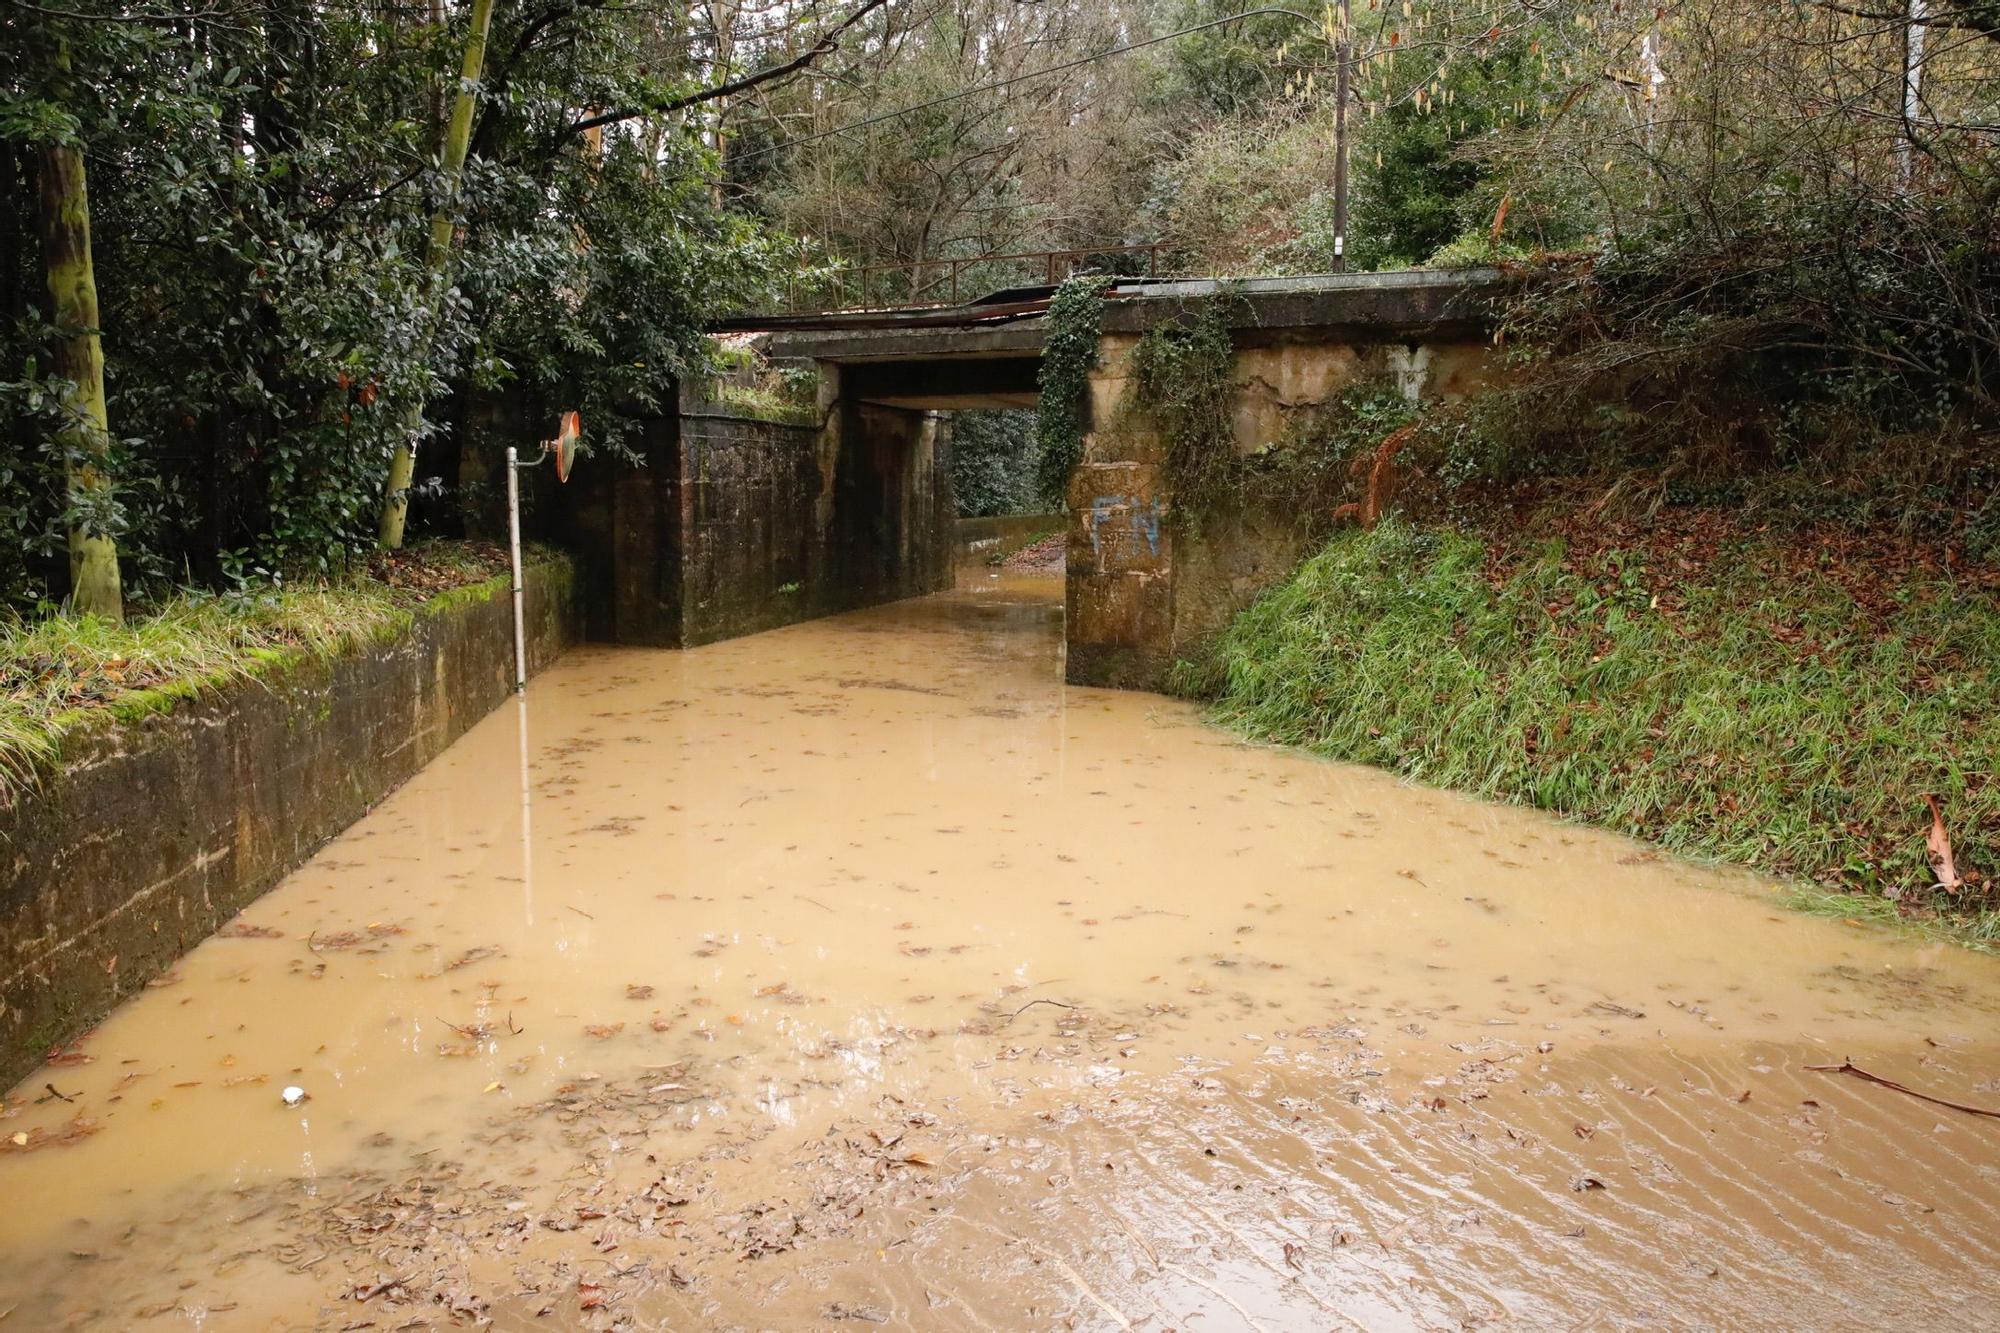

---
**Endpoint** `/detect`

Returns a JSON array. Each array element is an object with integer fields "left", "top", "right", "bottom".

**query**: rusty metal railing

[{"left": 778, "top": 242, "right": 1170, "bottom": 315}]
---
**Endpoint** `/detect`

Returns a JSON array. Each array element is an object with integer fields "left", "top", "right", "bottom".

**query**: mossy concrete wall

[
  {"left": 0, "top": 559, "right": 578, "bottom": 1089},
  {"left": 1066, "top": 334, "right": 1493, "bottom": 689}
]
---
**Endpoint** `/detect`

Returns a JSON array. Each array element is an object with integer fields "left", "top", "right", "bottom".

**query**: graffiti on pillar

[{"left": 1088, "top": 495, "right": 1163, "bottom": 565}]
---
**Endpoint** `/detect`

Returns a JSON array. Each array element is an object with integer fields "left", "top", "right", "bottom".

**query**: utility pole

[{"left": 1332, "top": 0, "right": 1351, "bottom": 272}]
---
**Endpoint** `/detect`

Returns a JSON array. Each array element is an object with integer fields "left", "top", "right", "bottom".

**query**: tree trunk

[
  {"left": 378, "top": 0, "right": 498, "bottom": 549},
  {"left": 35, "top": 51, "right": 124, "bottom": 622}
]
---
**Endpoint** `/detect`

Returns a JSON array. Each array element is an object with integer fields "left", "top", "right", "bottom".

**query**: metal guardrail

[{"left": 778, "top": 243, "right": 1170, "bottom": 315}]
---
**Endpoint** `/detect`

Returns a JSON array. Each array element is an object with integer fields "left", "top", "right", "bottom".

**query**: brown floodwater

[{"left": 4, "top": 570, "right": 2000, "bottom": 1329}]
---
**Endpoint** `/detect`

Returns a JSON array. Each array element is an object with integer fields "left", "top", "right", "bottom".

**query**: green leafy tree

[{"left": 949, "top": 410, "right": 1040, "bottom": 517}]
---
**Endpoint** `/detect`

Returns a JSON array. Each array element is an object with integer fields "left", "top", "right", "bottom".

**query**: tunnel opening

[{"left": 560, "top": 348, "right": 1064, "bottom": 650}]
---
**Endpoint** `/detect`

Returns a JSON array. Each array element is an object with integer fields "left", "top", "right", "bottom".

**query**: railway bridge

[{"left": 564, "top": 267, "right": 1502, "bottom": 688}]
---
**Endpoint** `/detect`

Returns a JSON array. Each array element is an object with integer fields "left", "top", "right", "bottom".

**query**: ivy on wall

[
  {"left": 1123, "top": 288, "right": 1426, "bottom": 532},
  {"left": 1128, "top": 296, "right": 1240, "bottom": 528},
  {"left": 1033, "top": 276, "right": 1114, "bottom": 505}
]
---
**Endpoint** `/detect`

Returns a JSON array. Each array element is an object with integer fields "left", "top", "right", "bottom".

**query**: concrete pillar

[
  {"left": 1063, "top": 334, "right": 1467, "bottom": 689},
  {"left": 1064, "top": 334, "right": 1175, "bottom": 687}
]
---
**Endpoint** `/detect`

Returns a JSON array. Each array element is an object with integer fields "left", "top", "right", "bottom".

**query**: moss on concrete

[{"left": 1, "top": 552, "right": 562, "bottom": 799}]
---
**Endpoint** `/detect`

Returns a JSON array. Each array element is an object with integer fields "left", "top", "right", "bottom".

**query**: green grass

[
  {"left": 1185, "top": 521, "right": 2000, "bottom": 946},
  {"left": 0, "top": 541, "right": 518, "bottom": 799}
]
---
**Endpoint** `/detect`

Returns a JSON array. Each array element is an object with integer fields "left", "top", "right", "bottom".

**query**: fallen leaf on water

[
  {"left": 583, "top": 1023, "right": 625, "bottom": 1040},
  {"left": 626, "top": 984, "right": 655, "bottom": 1000},
  {"left": 444, "top": 945, "right": 501, "bottom": 971},
  {"left": 313, "top": 923, "right": 407, "bottom": 951},
  {"left": 825, "top": 1302, "right": 890, "bottom": 1324},
  {"left": 3, "top": 1116, "right": 100, "bottom": 1152}
]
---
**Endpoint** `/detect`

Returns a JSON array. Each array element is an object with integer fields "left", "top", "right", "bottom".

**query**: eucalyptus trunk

[
  {"left": 377, "top": 0, "right": 497, "bottom": 548},
  {"left": 35, "top": 56, "right": 124, "bottom": 622}
]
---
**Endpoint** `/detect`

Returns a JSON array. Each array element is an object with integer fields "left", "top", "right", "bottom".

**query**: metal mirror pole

[{"left": 506, "top": 445, "right": 527, "bottom": 692}]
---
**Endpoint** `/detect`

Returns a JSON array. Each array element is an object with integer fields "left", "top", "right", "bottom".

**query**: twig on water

[
  {"left": 1005, "top": 998, "right": 1078, "bottom": 1022},
  {"left": 1805, "top": 1058, "right": 2000, "bottom": 1119}
]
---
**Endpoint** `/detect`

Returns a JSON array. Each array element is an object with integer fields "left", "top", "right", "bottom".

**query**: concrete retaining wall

[
  {"left": 562, "top": 386, "right": 956, "bottom": 648},
  {"left": 0, "top": 559, "right": 579, "bottom": 1088}
]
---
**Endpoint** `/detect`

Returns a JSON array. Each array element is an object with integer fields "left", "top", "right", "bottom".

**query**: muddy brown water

[{"left": 4, "top": 571, "right": 2000, "bottom": 1330}]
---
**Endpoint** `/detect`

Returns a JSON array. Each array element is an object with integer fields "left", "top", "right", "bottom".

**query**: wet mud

[{"left": 4, "top": 572, "right": 1999, "bottom": 1328}]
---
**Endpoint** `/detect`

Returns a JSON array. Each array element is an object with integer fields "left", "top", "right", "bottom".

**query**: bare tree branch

[{"left": 563, "top": 0, "right": 898, "bottom": 139}]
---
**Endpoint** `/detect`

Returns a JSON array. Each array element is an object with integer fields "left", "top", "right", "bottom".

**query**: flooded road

[{"left": 5, "top": 570, "right": 2000, "bottom": 1329}]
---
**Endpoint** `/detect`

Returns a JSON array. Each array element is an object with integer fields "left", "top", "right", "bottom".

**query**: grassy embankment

[
  {"left": 0, "top": 542, "right": 519, "bottom": 799},
  {"left": 1180, "top": 516, "right": 2000, "bottom": 948}
]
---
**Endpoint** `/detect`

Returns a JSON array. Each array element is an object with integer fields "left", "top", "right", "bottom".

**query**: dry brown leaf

[{"left": 1926, "top": 796, "right": 1963, "bottom": 892}]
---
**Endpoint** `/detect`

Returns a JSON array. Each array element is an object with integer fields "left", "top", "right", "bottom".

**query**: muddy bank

[
  {"left": 954, "top": 513, "right": 1063, "bottom": 564},
  {"left": 3, "top": 571, "right": 1998, "bottom": 1327}
]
